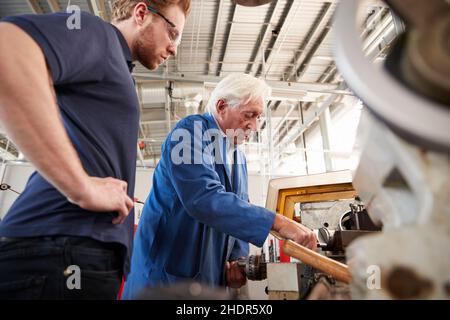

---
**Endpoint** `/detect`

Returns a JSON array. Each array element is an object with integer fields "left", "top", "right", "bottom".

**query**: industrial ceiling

[{"left": 0, "top": 0, "right": 400, "bottom": 174}]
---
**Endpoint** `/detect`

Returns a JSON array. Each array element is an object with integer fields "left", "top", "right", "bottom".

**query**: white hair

[{"left": 206, "top": 73, "right": 272, "bottom": 115}]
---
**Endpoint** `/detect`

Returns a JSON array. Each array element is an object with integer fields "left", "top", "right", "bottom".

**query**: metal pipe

[
  {"left": 273, "top": 103, "right": 296, "bottom": 134},
  {"left": 247, "top": 0, "right": 282, "bottom": 74},
  {"left": 275, "top": 8, "right": 398, "bottom": 152},
  {"left": 319, "top": 107, "right": 333, "bottom": 172},
  {"left": 217, "top": 3, "right": 238, "bottom": 76},
  {"left": 286, "top": 2, "right": 333, "bottom": 81},
  {"left": 264, "top": 0, "right": 303, "bottom": 77},
  {"left": 208, "top": 0, "right": 225, "bottom": 75},
  {"left": 194, "top": 0, "right": 204, "bottom": 67}
]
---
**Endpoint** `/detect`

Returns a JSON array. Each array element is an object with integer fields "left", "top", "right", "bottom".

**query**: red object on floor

[
  {"left": 117, "top": 278, "right": 125, "bottom": 300},
  {"left": 279, "top": 240, "right": 291, "bottom": 263}
]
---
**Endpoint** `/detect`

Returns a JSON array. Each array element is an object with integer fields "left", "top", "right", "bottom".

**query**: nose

[
  {"left": 168, "top": 43, "right": 177, "bottom": 57},
  {"left": 249, "top": 118, "right": 258, "bottom": 132}
]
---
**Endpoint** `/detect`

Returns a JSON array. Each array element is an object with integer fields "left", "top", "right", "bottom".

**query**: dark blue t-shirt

[{"left": 0, "top": 11, "right": 139, "bottom": 275}]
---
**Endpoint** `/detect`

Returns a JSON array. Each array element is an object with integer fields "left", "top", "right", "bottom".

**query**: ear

[
  {"left": 216, "top": 99, "right": 227, "bottom": 114},
  {"left": 133, "top": 2, "right": 149, "bottom": 27}
]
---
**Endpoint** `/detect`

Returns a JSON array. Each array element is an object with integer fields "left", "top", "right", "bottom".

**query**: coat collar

[{"left": 203, "top": 112, "right": 234, "bottom": 188}]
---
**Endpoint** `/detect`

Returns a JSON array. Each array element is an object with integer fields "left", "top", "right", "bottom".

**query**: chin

[
  {"left": 138, "top": 58, "right": 159, "bottom": 71},
  {"left": 147, "top": 61, "right": 159, "bottom": 71}
]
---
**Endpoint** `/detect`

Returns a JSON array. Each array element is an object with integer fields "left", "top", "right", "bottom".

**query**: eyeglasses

[{"left": 147, "top": 6, "right": 182, "bottom": 47}]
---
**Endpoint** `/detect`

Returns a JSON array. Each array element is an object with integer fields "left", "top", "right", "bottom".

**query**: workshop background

[{"left": 1, "top": 0, "right": 449, "bottom": 300}]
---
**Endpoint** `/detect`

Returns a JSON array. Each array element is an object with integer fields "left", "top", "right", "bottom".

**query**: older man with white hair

[{"left": 123, "top": 73, "right": 316, "bottom": 299}]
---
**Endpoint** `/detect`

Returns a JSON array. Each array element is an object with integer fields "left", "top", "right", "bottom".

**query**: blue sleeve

[
  {"left": 229, "top": 239, "right": 250, "bottom": 261},
  {"left": 2, "top": 12, "right": 108, "bottom": 85},
  {"left": 164, "top": 118, "right": 275, "bottom": 247}
]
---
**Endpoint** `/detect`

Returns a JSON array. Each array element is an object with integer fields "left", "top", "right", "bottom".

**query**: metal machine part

[
  {"left": 333, "top": 0, "right": 450, "bottom": 152},
  {"left": 237, "top": 255, "right": 266, "bottom": 281},
  {"left": 384, "top": 0, "right": 450, "bottom": 106},
  {"left": 237, "top": 255, "right": 350, "bottom": 300},
  {"left": 239, "top": 202, "right": 379, "bottom": 299},
  {"left": 334, "top": 0, "right": 450, "bottom": 299},
  {"left": 347, "top": 110, "right": 450, "bottom": 299},
  {"left": 300, "top": 200, "right": 355, "bottom": 231},
  {"left": 316, "top": 204, "right": 381, "bottom": 256}
]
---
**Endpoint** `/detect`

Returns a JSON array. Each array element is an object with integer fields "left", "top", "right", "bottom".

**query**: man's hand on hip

[
  {"left": 68, "top": 176, "right": 134, "bottom": 225},
  {"left": 272, "top": 214, "right": 317, "bottom": 250}
]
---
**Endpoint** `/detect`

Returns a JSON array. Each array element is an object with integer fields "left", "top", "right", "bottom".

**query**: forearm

[
  {"left": 271, "top": 213, "right": 317, "bottom": 249},
  {"left": 183, "top": 186, "right": 275, "bottom": 246},
  {"left": 272, "top": 213, "right": 288, "bottom": 231},
  {"left": 0, "top": 23, "right": 88, "bottom": 200}
]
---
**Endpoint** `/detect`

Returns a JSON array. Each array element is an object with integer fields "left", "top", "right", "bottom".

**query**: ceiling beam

[
  {"left": 216, "top": 3, "right": 238, "bottom": 76},
  {"left": 207, "top": 0, "right": 225, "bottom": 75},
  {"left": 0, "top": 136, "right": 18, "bottom": 161},
  {"left": 27, "top": 0, "right": 44, "bottom": 14},
  {"left": 87, "top": 0, "right": 106, "bottom": 20},
  {"left": 97, "top": 0, "right": 109, "bottom": 21},
  {"left": 0, "top": 148, "right": 17, "bottom": 161},
  {"left": 255, "top": 0, "right": 301, "bottom": 77},
  {"left": 256, "top": 2, "right": 332, "bottom": 135},
  {"left": 191, "top": 0, "right": 205, "bottom": 73},
  {"left": 274, "top": 11, "right": 397, "bottom": 153},
  {"left": 132, "top": 72, "right": 352, "bottom": 95},
  {"left": 285, "top": 2, "right": 333, "bottom": 82},
  {"left": 47, "top": 0, "right": 61, "bottom": 12},
  {"left": 317, "top": 63, "right": 338, "bottom": 85},
  {"left": 246, "top": 0, "right": 282, "bottom": 74},
  {"left": 292, "top": 24, "right": 332, "bottom": 82}
]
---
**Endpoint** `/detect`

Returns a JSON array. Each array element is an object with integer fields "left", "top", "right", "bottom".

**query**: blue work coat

[{"left": 122, "top": 113, "right": 275, "bottom": 299}]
